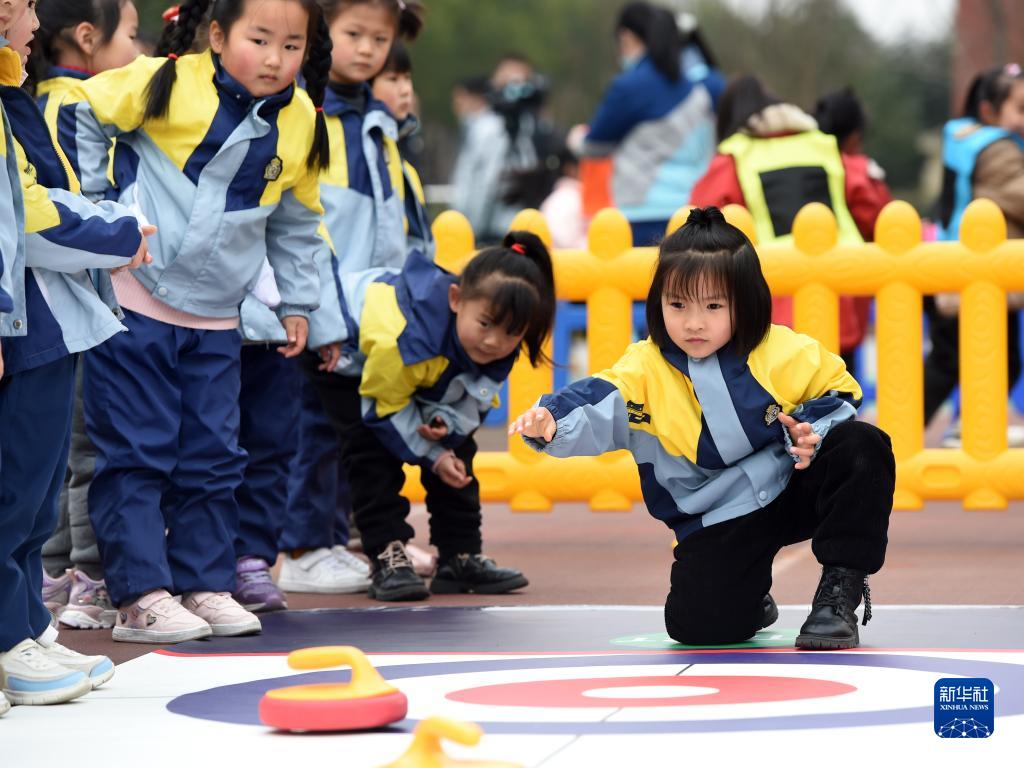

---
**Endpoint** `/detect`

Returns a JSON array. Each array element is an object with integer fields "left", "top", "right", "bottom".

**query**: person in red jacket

[{"left": 690, "top": 76, "right": 889, "bottom": 368}]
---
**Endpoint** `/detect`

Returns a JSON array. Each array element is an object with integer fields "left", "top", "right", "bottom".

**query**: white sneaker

[
  {"left": 0, "top": 691, "right": 10, "bottom": 716},
  {"left": 278, "top": 548, "right": 370, "bottom": 594},
  {"left": 35, "top": 624, "right": 115, "bottom": 689},
  {"left": 0, "top": 639, "right": 91, "bottom": 705},
  {"left": 182, "top": 592, "right": 261, "bottom": 637},
  {"left": 330, "top": 545, "right": 371, "bottom": 576}
]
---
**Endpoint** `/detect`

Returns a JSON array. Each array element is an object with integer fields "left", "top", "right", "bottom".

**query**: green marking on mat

[{"left": 610, "top": 628, "right": 799, "bottom": 650}]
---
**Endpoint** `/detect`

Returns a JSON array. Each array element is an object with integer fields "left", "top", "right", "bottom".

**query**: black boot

[
  {"left": 369, "top": 541, "right": 430, "bottom": 602},
  {"left": 761, "top": 594, "right": 779, "bottom": 629},
  {"left": 430, "top": 554, "right": 528, "bottom": 594},
  {"left": 796, "top": 566, "right": 872, "bottom": 650}
]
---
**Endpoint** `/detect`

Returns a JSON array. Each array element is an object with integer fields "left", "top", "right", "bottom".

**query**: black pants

[
  {"left": 923, "top": 299, "right": 1021, "bottom": 425},
  {"left": 303, "top": 358, "right": 482, "bottom": 561},
  {"left": 664, "top": 421, "right": 895, "bottom": 646}
]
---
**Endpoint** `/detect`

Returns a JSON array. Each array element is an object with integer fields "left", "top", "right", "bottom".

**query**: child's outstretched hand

[
  {"left": 778, "top": 412, "right": 821, "bottom": 470},
  {"left": 433, "top": 450, "right": 471, "bottom": 488},
  {"left": 508, "top": 407, "right": 556, "bottom": 442},
  {"left": 113, "top": 224, "right": 157, "bottom": 274},
  {"left": 278, "top": 316, "right": 309, "bottom": 358},
  {"left": 417, "top": 416, "right": 449, "bottom": 441}
]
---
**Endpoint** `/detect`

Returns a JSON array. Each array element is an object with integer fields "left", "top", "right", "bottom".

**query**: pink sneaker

[
  {"left": 182, "top": 592, "right": 261, "bottom": 637},
  {"left": 42, "top": 569, "right": 72, "bottom": 621},
  {"left": 59, "top": 570, "right": 117, "bottom": 630},
  {"left": 112, "top": 589, "right": 212, "bottom": 644}
]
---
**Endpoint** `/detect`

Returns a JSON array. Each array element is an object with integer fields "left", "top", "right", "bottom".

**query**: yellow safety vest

[{"left": 718, "top": 130, "right": 862, "bottom": 245}]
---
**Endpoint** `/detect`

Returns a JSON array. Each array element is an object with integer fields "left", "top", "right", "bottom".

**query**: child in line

[
  {"left": 1, "top": 0, "right": 149, "bottom": 710},
  {"left": 511, "top": 208, "right": 895, "bottom": 649},
  {"left": 371, "top": 40, "right": 433, "bottom": 259},
  {"left": 926, "top": 65, "right": 1024, "bottom": 434},
  {"left": 31, "top": 0, "right": 142, "bottom": 630},
  {"left": 55, "top": 0, "right": 334, "bottom": 643},
  {"left": 277, "top": 0, "right": 425, "bottom": 595},
  {"left": 306, "top": 234, "right": 555, "bottom": 601}
]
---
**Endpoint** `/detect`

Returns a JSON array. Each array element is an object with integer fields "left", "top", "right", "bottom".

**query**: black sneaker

[
  {"left": 430, "top": 554, "right": 528, "bottom": 595},
  {"left": 368, "top": 541, "right": 430, "bottom": 602},
  {"left": 796, "top": 566, "right": 872, "bottom": 650}
]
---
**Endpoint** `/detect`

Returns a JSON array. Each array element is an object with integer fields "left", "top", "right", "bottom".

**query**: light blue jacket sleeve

[
  {"left": 523, "top": 377, "right": 632, "bottom": 457},
  {"left": 264, "top": 187, "right": 322, "bottom": 321},
  {"left": 24, "top": 189, "right": 140, "bottom": 272}
]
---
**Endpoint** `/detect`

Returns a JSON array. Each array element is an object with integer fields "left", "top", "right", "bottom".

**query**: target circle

[{"left": 447, "top": 675, "right": 856, "bottom": 708}]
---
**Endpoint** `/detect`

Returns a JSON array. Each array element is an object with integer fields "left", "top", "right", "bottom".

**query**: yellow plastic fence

[{"left": 403, "top": 199, "right": 1024, "bottom": 511}]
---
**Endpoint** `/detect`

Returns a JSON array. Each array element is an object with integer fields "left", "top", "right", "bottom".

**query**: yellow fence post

[
  {"left": 790, "top": 203, "right": 840, "bottom": 353},
  {"left": 959, "top": 200, "right": 1009, "bottom": 509},
  {"left": 874, "top": 201, "right": 925, "bottom": 509},
  {"left": 506, "top": 210, "right": 556, "bottom": 511}
]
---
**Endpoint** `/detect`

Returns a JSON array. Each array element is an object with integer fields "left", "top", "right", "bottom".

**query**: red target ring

[{"left": 446, "top": 675, "right": 856, "bottom": 708}]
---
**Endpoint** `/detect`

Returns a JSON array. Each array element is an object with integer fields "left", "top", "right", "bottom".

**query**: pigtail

[
  {"left": 396, "top": 0, "right": 426, "bottom": 41},
  {"left": 302, "top": 7, "right": 333, "bottom": 171},
  {"left": 145, "top": 0, "right": 212, "bottom": 121},
  {"left": 500, "top": 231, "right": 556, "bottom": 366}
]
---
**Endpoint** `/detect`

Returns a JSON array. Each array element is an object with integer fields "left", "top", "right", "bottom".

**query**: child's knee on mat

[{"left": 664, "top": 599, "right": 760, "bottom": 646}]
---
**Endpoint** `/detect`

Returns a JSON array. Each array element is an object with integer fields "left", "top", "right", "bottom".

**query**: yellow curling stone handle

[
  {"left": 264, "top": 645, "right": 398, "bottom": 702},
  {"left": 380, "top": 717, "right": 523, "bottom": 768}
]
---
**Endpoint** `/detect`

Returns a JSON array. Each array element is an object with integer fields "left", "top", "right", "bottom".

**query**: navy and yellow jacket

[
  {"left": 524, "top": 327, "right": 861, "bottom": 543},
  {"left": 55, "top": 51, "right": 322, "bottom": 320},
  {"left": 307, "top": 83, "right": 408, "bottom": 354},
  {"left": 0, "top": 44, "right": 21, "bottom": 320},
  {"left": 0, "top": 47, "right": 141, "bottom": 375},
  {"left": 337, "top": 250, "right": 515, "bottom": 466}
]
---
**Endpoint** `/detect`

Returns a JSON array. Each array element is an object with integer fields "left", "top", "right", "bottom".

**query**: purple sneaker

[
  {"left": 42, "top": 569, "right": 72, "bottom": 622},
  {"left": 233, "top": 557, "right": 288, "bottom": 613}
]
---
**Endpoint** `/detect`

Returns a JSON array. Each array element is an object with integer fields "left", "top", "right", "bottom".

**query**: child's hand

[
  {"left": 778, "top": 412, "right": 821, "bottom": 470},
  {"left": 277, "top": 316, "right": 309, "bottom": 358},
  {"left": 417, "top": 416, "right": 449, "bottom": 441},
  {"left": 113, "top": 224, "right": 157, "bottom": 274},
  {"left": 508, "top": 407, "right": 556, "bottom": 442},
  {"left": 433, "top": 450, "right": 471, "bottom": 488},
  {"left": 318, "top": 342, "right": 341, "bottom": 371}
]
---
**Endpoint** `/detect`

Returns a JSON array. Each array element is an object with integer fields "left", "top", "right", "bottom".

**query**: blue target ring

[{"left": 166, "top": 652, "right": 1024, "bottom": 734}]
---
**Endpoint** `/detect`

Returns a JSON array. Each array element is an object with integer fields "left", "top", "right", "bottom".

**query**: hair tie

[
  {"left": 167, "top": 53, "right": 179, "bottom": 61},
  {"left": 1006, "top": 63, "right": 1022, "bottom": 77},
  {"left": 510, "top": 243, "right": 526, "bottom": 254},
  {"left": 162, "top": 5, "right": 180, "bottom": 23},
  {"left": 315, "top": 106, "right": 324, "bottom": 113},
  {"left": 397, "top": 0, "right": 407, "bottom": 10}
]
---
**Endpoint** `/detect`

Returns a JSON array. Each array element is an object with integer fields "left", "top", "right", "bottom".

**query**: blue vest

[{"left": 938, "top": 117, "right": 1024, "bottom": 240}]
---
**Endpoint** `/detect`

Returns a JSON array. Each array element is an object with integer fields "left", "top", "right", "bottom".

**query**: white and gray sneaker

[
  {"left": 330, "top": 545, "right": 371, "bottom": 576},
  {"left": 279, "top": 547, "right": 370, "bottom": 594},
  {"left": 0, "top": 691, "right": 10, "bottom": 716},
  {"left": 36, "top": 624, "right": 115, "bottom": 689},
  {"left": 0, "top": 639, "right": 92, "bottom": 705}
]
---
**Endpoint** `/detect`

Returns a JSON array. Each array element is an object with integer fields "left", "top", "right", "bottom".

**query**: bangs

[
  {"left": 479, "top": 277, "right": 542, "bottom": 338},
  {"left": 661, "top": 250, "right": 734, "bottom": 304}
]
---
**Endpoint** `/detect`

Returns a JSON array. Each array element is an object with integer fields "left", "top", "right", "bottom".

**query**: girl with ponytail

[
  {"left": 52, "top": 0, "right": 339, "bottom": 644},
  {"left": 274, "top": 0, "right": 428, "bottom": 597},
  {"left": 513, "top": 207, "right": 896, "bottom": 652},
  {"left": 303, "top": 233, "right": 555, "bottom": 602}
]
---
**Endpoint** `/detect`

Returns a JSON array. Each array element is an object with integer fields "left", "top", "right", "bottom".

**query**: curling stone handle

[{"left": 287, "top": 646, "right": 389, "bottom": 687}]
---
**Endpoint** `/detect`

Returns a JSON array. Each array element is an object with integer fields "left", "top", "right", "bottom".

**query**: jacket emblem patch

[
  {"left": 626, "top": 400, "right": 651, "bottom": 425},
  {"left": 764, "top": 403, "right": 781, "bottom": 426},
  {"left": 263, "top": 155, "right": 283, "bottom": 181}
]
